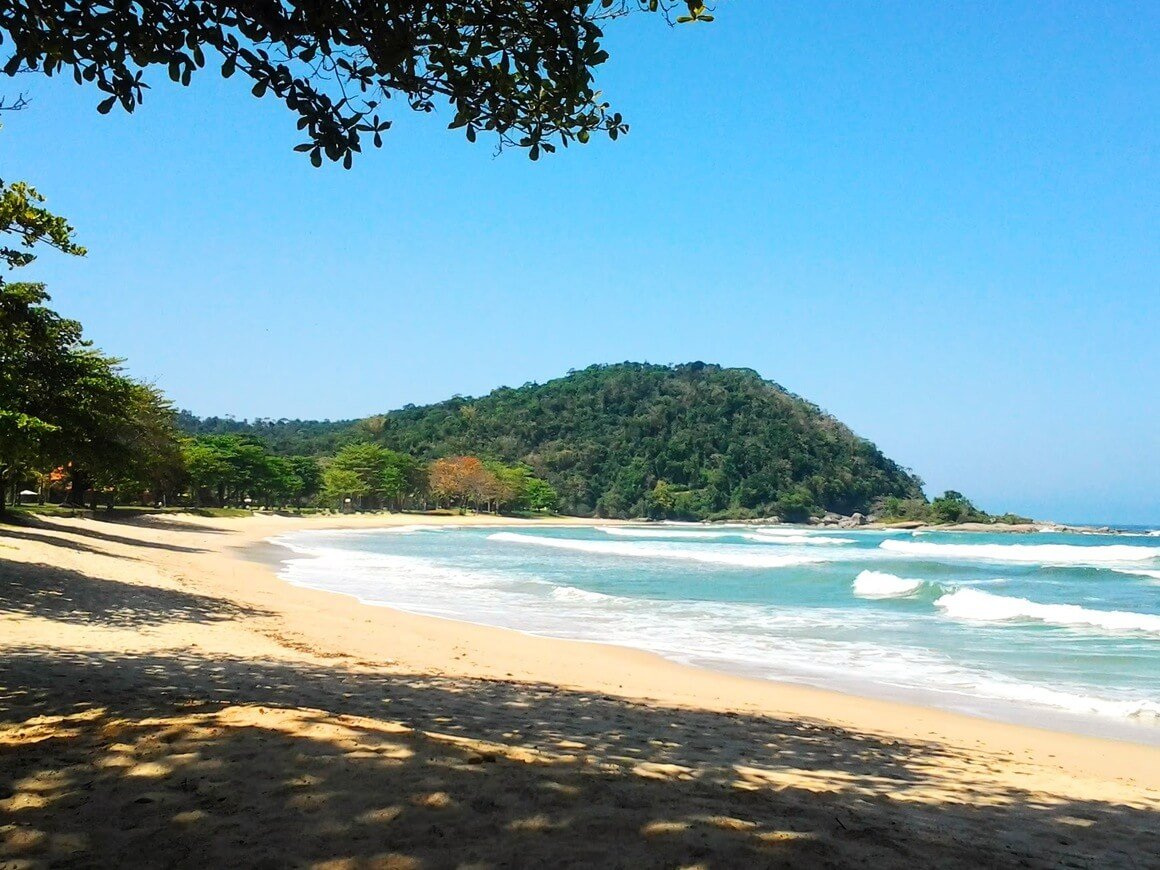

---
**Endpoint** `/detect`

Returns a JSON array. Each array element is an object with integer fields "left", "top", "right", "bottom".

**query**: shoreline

[
  {"left": 256, "top": 520, "right": 1160, "bottom": 749},
  {"left": 2, "top": 510, "right": 1158, "bottom": 866},
  {"left": 215, "top": 514, "right": 1160, "bottom": 763}
]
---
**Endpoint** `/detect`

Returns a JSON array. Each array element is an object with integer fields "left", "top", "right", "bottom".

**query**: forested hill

[
  {"left": 180, "top": 363, "right": 925, "bottom": 520},
  {"left": 175, "top": 411, "right": 357, "bottom": 456}
]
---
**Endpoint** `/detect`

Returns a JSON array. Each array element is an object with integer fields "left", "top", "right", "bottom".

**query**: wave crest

[
  {"left": 852, "top": 570, "right": 924, "bottom": 599},
  {"left": 935, "top": 588, "right": 1160, "bottom": 636},
  {"left": 550, "top": 585, "right": 623, "bottom": 604},
  {"left": 488, "top": 532, "right": 824, "bottom": 568},
  {"left": 599, "top": 526, "right": 855, "bottom": 546},
  {"left": 881, "top": 539, "right": 1159, "bottom": 565}
]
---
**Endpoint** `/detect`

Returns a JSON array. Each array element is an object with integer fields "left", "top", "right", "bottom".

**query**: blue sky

[{"left": 3, "top": 3, "right": 1157, "bottom": 523}]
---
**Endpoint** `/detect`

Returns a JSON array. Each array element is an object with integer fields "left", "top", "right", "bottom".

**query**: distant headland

[{"left": 175, "top": 362, "right": 1035, "bottom": 526}]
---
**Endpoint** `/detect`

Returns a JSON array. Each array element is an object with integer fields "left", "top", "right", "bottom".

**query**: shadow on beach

[
  {"left": 0, "top": 515, "right": 212, "bottom": 554},
  {"left": 0, "top": 561, "right": 271, "bottom": 628},
  {"left": 0, "top": 644, "right": 1150, "bottom": 869}
]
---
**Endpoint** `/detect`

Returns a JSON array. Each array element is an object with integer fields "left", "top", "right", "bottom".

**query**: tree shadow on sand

[
  {"left": 127, "top": 515, "right": 231, "bottom": 534},
  {"left": 0, "top": 562, "right": 271, "bottom": 628},
  {"left": 1, "top": 516, "right": 210, "bottom": 554},
  {"left": 0, "top": 647, "right": 1151, "bottom": 868},
  {"left": 0, "top": 526, "right": 138, "bottom": 561}
]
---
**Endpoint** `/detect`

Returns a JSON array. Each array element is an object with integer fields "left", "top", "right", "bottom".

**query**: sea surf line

[{"left": 269, "top": 524, "right": 1160, "bottom": 743}]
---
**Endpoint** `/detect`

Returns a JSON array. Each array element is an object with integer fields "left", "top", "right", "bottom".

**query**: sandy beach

[{"left": 1, "top": 511, "right": 1157, "bottom": 868}]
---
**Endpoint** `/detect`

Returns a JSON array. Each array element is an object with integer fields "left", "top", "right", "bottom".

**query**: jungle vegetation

[{"left": 179, "top": 363, "right": 931, "bottom": 522}]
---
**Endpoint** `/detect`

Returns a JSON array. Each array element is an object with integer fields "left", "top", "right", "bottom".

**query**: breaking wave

[
  {"left": 880, "top": 539, "right": 1159, "bottom": 565},
  {"left": 598, "top": 526, "right": 855, "bottom": 545},
  {"left": 550, "top": 585, "right": 624, "bottom": 604},
  {"left": 852, "top": 570, "right": 925, "bottom": 599},
  {"left": 488, "top": 532, "right": 826, "bottom": 568},
  {"left": 935, "top": 588, "right": 1160, "bottom": 636}
]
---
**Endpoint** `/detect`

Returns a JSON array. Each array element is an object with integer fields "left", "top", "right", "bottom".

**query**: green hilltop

[{"left": 181, "top": 362, "right": 926, "bottom": 521}]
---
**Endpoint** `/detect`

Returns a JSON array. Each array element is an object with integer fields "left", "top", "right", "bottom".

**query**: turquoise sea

[{"left": 270, "top": 523, "right": 1160, "bottom": 743}]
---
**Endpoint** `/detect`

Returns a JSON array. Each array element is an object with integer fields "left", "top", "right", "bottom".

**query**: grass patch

[
  {"left": 3, "top": 504, "right": 89, "bottom": 519},
  {"left": 183, "top": 507, "right": 252, "bottom": 518}
]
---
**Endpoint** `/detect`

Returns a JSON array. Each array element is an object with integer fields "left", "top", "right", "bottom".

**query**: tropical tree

[
  {"left": 929, "top": 490, "right": 983, "bottom": 524},
  {"left": 256, "top": 454, "right": 304, "bottom": 508},
  {"left": 182, "top": 436, "right": 236, "bottom": 506},
  {"left": 288, "top": 455, "right": 323, "bottom": 504},
  {"left": 429, "top": 455, "right": 482, "bottom": 509},
  {"left": 425, "top": 455, "right": 555, "bottom": 513},
  {"left": 0, "top": 282, "right": 77, "bottom": 496},
  {"left": 326, "top": 442, "right": 424, "bottom": 510},
  {"left": 321, "top": 467, "right": 366, "bottom": 510},
  {"left": 0, "top": 178, "right": 85, "bottom": 272},
  {"left": 0, "top": 1, "right": 713, "bottom": 165},
  {"left": 524, "top": 477, "right": 559, "bottom": 512},
  {"left": 182, "top": 434, "right": 279, "bottom": 506},
  {"left": 0, "top": 281, "right": 182, "bottom": 509},
  {"left": 93, "top": 382, "right": 186, "bottom": 506}
]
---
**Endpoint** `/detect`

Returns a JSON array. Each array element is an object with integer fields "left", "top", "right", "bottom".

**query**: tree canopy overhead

[{"left": 0, "top": 0, "right": 714, "bottom": 166}]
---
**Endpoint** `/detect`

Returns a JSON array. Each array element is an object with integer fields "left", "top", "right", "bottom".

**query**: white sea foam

[
  {"left": 274, "top": 543, "right": 499, "bottom": 589},
  {"left": 747, "top": 529, "right": 857, "bottom": 545},
  {"left": 852, "top": 570, "right": 924, "bottom": 599},
  {"left": 550, "top": 585, "right": 624, "bottom": 604},
  {"left": 935, "top": 588, "right": 1160, "bottom": 636},
  {"left": 880, "top": 539, "right": 1160, "bottom": 565},
  {"left": 961, "top": 677, "right": 1160, "bottom": 722},
  {"left": 751, "top": 527, "right": 853, "bottom": 538},
  {"left": 488, "top": 532, "right": 825, "bottom": 568},
  {"left": 599, "top": 526, "right": 746, "bottom": 540},
  {"left": 599, "top": 526, "right": 855, "bottom": 546},
  {"left": 762, "top": 535, "right": 857, "bottom": 545}
]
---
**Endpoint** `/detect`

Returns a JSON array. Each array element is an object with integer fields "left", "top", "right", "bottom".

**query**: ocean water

[{"left": 268, "top": 523, "right": 1160, "bottom": 743}]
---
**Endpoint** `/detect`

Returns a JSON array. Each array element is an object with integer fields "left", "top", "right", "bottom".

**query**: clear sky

[{"left": 3, "top": 3, "right": 1157, "bottom": 524}]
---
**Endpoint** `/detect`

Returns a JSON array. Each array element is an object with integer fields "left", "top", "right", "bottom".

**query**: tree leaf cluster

[
  {"left": 0, "top": 0, "right": 710, "bottom": 164},
  {"left": 0, "top": 178, "right": 85, "bottom": 271}
]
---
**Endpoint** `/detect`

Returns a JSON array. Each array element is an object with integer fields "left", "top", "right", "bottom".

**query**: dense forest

[{"left": 179, "top": 363, "right": 927, "bottom": 521}]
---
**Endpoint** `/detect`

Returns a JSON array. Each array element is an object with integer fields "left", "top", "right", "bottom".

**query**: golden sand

[{"left": 1, "top": 512, "right": 1156, "bottom": 868}]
